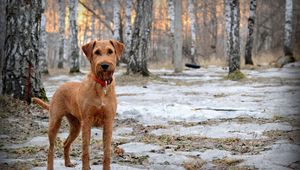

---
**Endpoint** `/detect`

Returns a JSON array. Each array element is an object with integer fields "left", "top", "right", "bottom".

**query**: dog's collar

[{"left": 91, "top": 74, "right": 113, "bottom": 88}]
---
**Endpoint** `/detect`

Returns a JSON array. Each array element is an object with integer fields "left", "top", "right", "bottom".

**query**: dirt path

[{"left": 1, "top": 63, "right": 300, "bottom": 169}]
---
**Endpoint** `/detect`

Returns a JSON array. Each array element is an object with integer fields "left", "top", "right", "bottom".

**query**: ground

[{"left": 0, "top": 62, "right": 300, "bottom": 170}]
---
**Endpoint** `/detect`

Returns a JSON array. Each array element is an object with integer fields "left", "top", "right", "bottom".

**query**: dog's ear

[
  {"left": 82, "top": 40, "right": 96, "bottom": 60},
  {"left": 110, "top": 40, "right": 124, "bottom": 60}
]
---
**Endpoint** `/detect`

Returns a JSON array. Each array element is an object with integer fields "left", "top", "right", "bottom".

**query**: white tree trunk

[
  {"left": 113, "top": 0, "right": 121, "bottom": 41},
  {"left": 284, "top": 0, "right": 293, "bottom": 56},
  {"left": 58, "top": 0, "right": 66, "bottom": 69},
  {"left": 69, "top": 0, "right": 80, "bottom": 73},
  {"left": 188, "top": 0, "right": 197, "bottom": 64},
  {"left": 124, "top": 0, "right": 133, "bottom": 63},
  {"left": 38, "top": 0, "right": 48, "bottom": 74},
  {"left": 168, "top": 0, "right": 175, "bottom": 36},
  {"left": 174, "top": 0, "right": 183, "bottom": 73},
  {"left": 244, "top": 0, "right": 256, "bottom": 65}
]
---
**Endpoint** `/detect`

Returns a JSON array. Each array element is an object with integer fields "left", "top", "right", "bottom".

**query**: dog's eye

[
  {"left": 107, "top": 49, "right": 113, "bottom": 55},
  {"left": 95, "top": 50, "right": 101, "bottom": 56}
]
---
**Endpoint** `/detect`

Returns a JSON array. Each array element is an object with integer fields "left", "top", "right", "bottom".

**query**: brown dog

[{"left": 33, "top": 39, "right": 124, "bottom": 170}]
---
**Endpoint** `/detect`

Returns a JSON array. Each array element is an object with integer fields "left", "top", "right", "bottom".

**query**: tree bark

[
  {"left": 113, "top": 0, "right": 121, "bottom": 41},
  {"left": 0, "top": 0, "right": 6, "bottom": 94},
  {"left": 69, "top": 0, "right": 80, "bottom": 73},
  {"left": 284, "top": 0, "right": 293, "bottom": 57},
  {"left": 39, "top": 0, "right": 49, "bottom": 74},
  {"left": 127, "top": 0, "right": 153, "bottom": 76},
  {"left": 188, "top": 0, "right": 197, "bottom": 64},
  {"left": 229, "top": 0, "right": 241, "bottom": 73},
  {"left": 124, "top": 0, "right": 133, "bottom": 63},
  {"left": 174, "top": 0, "right": 183, "bottom": 73},
  {"left": 244, "top": 0, "right": 256, "bottom": 65},
  {"left": 58, "top": 0, "right": 66, "bottom": 69},
  {"left": 2, "top": 0, "right": 47, "bottom": 103}
]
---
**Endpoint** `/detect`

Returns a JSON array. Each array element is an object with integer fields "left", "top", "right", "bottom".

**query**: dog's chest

[{"left": 91, "top": 109, "right": 105, "bottom": 127}]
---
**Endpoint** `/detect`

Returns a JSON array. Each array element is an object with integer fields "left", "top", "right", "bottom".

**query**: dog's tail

[{"left": 32, "top": 97, "right": 49, "bottom": 111}]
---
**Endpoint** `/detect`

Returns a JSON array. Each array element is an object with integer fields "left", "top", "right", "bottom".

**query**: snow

[
  {"left": 237, "top": 140, "right": 300, "bottom": 170},
  {"left": 151, "top": 122, "right": 294, "bottom": 139},
  {"left": 119, "top": 142, "right": 162, "bottom": 154},
  {"left": 5, "top": 136, "right": 48, "bottom": 149},
  {"left": 32, "top": 159, "right": 146, "bottom": 170}
]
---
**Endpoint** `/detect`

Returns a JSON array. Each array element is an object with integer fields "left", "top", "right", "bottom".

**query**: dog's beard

[{"left": 96, "top": 71, "right": 114, "bottom": 81}]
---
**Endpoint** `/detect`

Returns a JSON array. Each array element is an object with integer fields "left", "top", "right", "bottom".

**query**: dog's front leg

[
  {"left": 103, "top": 118, "right": 113, "bottom": 170},
  {"left": 81, "top": 121, "right": 91, "bottom": 170}
]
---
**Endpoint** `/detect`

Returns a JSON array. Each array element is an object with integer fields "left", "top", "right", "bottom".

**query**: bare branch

[{"left": 78, "top": 0, "right": 113, "bottom": 34}]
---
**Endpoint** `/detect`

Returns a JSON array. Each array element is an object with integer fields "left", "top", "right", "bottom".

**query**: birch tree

[
  {"left": 225, "top": 0, "right": 242, "bottom": 78},
  {"left": 127, "top": 0, "right": 153, "bottom": 76},
  {"left": 58, "top": 0, "right": 66, "bottom": 69},
  {"left": 2, "top": 0, "right": 47, "bottom": 103},
  {"left": 188, "top": 0, "right": 197, "bottom": 64},
  {"left": 113, "top": 0, "right": 121, "bottom": 41},
  {"left": 283, "top": 0, "right": 293, "bottom": 57},
  {"left": 229, "top": 0, "right": 241, "bottom": 73},
  {"left": 174, "top": 0, "right": 183, "bottom": 72},
  {"left": 69, "top": 0, "right": 80, "bottom": 73},
  {"left": 124, "top": 0, "right": 133, "bottom": 63},
  {"left": 244, "top": 0, "right": 256, "bottom": 65},
  {"left": 39, "top": 0, "right": 49, "bottom": 74}
]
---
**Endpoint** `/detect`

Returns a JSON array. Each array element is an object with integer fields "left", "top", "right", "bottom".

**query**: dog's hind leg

[
  {"left": 47, "top": 115, "right": 62, "bottom": 170},
  {"left": 64, "top": 114, "right": 81, "bottom": 167}
]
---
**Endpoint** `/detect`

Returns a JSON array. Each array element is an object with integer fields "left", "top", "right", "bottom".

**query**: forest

[{"left": 0, "top": 0, "right": 300, "bottom": 169}]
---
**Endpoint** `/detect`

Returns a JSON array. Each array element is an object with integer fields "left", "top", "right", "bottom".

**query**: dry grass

[
  {"left": 225, "top": 70, "right": 246, "bottom": 81},
  {"left": 212, "top": 158, "right": 244, "bottom": 167},
  {"left": 183, "top": 158, "right": 205, "bottom": 170}
]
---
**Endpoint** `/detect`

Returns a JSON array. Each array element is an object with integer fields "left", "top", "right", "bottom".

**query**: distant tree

[
  {"left": 244, "top": 0, "right": 256, "bottom": 65},
  {"left": 283, "top": 0, "right": 293, "bottom": 57},
  {"left": 2, "top": 0, "right": 47, "bottom": 103},
  {"left": 91, "top": 0, "right": 97, "bottom": 40},
  {"left": 224, "top": 0, "right": 231, "bottom": 64},
  {"left": 113, "top": 0, "right": 121, "bottom": 41},
  {"left": 39, "top": 0, "right": 49, "bottom": 74},
  {"left": 168, "top": 0, "right": 175, "bottom": 62},
  {"left": 188, "top": 0, "right": 197, "bottom": 64},
  {"left": 174, "top": 0, "right": 183, "bottom": 73},
  {"left": 124, "top": 0, "right": 133, "bottom": 63},
  {"left": 210, "top": 0, "right": 217, "bottom": 52},
  {"left": 127, "top": 0, "right": 153, "bottom": 76},
  {"left": 58, "top": 0, "right": 66, "bottom": 69},
  {"left": 69, "top": 0, "right": 80, "bottom": 73}
]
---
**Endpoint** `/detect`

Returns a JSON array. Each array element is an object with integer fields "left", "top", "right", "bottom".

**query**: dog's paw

[{"left": 65, "top": 162, "right": 77, "bottom": 167}]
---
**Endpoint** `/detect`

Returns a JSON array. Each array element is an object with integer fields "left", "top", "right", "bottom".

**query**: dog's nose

[{"left": 101, "top": 63, "right": 109, "bottom": 70}]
